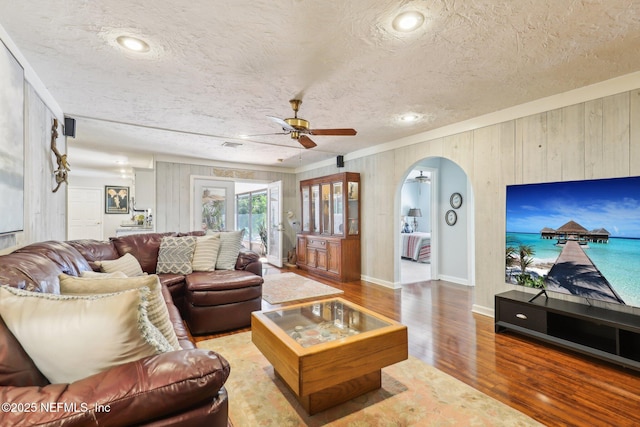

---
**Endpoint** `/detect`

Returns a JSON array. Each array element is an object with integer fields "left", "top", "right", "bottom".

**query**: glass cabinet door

[
  {"left": 311, "top": 185, "right": 320, "bottom": 233},
  {"left": 301, "top": 186, "right": 310, "bottom": 232},
  {"left": 333, "top": 182, "right": 343, "bottom": 235},
  {"left": 321, "top": 184, "right": 331, "bottom": 234},
  {"left": 347, "top": 181, "right": 359, "bottom": 235}
]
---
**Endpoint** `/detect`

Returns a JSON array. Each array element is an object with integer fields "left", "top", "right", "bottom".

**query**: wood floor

[{"left": 194, "top": 268, "right": 640, "bottom": 427}]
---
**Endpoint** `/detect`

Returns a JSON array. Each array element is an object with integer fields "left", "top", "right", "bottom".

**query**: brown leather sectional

[
  {"left": 0, "top": 232, "right": 264, "bottom": 426},
  {"left": 69, "top": 232, "right": 264, "bottom": 334}
]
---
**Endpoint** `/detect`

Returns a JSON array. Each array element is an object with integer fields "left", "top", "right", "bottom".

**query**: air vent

[{"left": 222, "top": 142, "right": 243, "bottom": 148}]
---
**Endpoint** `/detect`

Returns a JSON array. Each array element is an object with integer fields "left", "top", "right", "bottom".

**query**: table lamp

[{"left": 408, "top": 208, "right": 422, "bottom": 232}]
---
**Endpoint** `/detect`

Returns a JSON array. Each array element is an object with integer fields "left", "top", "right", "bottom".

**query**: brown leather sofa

[
  {"left": 0, "top": 233, "right": 263, "bottom": 426},
  {"left": 69, "top": 232, "right": 264, "bottom": 334}
]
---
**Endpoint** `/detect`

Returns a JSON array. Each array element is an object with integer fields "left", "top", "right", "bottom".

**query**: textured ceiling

[{"left": 1, "top": 0, "right": 639, "bottom": 176}]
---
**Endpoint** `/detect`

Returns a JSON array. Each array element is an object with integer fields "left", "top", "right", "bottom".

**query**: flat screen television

[{"left": 505, "top": 176, "right": 640, "bottom": 309}]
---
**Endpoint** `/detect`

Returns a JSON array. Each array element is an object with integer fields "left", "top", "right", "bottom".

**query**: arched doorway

[
  {"left": 395, "top": 157, "right": 474, "bottom": 287},
  {"left": 399, "top": 167, "right": 436, "bottom": 283}
]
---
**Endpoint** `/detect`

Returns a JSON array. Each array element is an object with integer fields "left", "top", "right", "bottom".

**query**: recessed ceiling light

[
  {"left": 392, "top": 11, "right": 425, "bottom": 32},
  {"left": 399, "top": 113, "right": 421, "bottom": 122},
  {"left": 116, "top": 36, "right": 150, "bottom": 53}
]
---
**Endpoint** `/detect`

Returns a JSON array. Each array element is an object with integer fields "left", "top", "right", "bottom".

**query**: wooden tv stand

[{"left": 495, "top": 290, "right": 640, "bottom": 372}]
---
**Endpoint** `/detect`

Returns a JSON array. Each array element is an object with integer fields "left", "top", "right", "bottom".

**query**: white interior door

[
  {"left": 68, "top": 187, "right": 103, "bottom": 240},
  {"left": 266, "top": 180, "right": 283, "bottom": 267}
]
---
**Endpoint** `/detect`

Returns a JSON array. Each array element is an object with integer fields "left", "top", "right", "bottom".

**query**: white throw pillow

[
  {"left": 97, "top": 253, "right": 144, "bottom": 277},
  {"left": 215, "top": 230, "right": 244, "bottom": 270},
  {"left": 191, "top": 234, "right": 221, "bottom": 272},
  {"left": 59, "top": 273, "right": 181, "bottom": 350},
  {"left": 156, "top": 236, "right": 197, "bottom": 274},
  {"left": 0, "top": 285, "right": 173, "bottom": 384}
]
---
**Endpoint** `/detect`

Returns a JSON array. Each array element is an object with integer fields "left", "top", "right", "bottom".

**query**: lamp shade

[{"left": 408, "top": 208, "right": 422, "bottom": 217}]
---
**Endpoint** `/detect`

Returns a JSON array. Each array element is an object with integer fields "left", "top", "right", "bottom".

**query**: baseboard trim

[
  {"left": 438, "top": 274, "right": 470, "bottom": 286},
  {"left": 360, "top": 275, "right": 399, "bottom": 289},
  {"left": 472, "top": 304, "right": 494, "bottom": 318}
]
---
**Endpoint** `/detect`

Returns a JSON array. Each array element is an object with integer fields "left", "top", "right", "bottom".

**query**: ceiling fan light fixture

[
  {"left": 267, "top": 99, "right": 356, "bottom": 149},
  {"left": 392, "top": 11, "right": 425, "bottom": 32},
  {"left": 284, "top": 117, "right": 310, "bottom": 130},
  {"left": 415, "top": 170, "right": 430, "bottom": 183}
]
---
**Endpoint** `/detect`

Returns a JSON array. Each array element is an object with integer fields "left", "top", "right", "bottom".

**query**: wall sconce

[{"left": 408, "top": 208, "right": 422, "bottom": 232}]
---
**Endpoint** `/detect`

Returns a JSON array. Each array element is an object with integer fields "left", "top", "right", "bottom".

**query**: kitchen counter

[{"left": 115, "top": 226, "right": 155, "bottom": 237}]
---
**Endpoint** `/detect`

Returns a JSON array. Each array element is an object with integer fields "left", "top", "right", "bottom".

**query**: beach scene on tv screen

[{"left": 505, "top": 176, "right": 640, "bottom": 307}]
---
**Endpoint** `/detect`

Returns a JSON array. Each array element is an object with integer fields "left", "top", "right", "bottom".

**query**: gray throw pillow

[
  {"left": 156, "top": 236, "right": 197, "bottom": 274},
  {"left": 215, "top": 230, "right": 244, "bottom": 270}
]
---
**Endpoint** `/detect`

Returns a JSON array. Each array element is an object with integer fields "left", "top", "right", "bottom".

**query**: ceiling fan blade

[
  {"left": 298, "top": 135, "right": 317, "bottom": 149},
  {"left": 243, "top": 132, "right": 289, "bottom": 137},
  {"left": 309, "top": 128, "right": 357, "bottom": 136},
  {"left": 267, "top": 115, "right": 296, "bottom": 132}
]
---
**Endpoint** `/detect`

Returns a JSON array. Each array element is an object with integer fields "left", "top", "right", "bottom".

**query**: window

[{"left": 236, "top": 190, "right": 267, "bottom": 254}]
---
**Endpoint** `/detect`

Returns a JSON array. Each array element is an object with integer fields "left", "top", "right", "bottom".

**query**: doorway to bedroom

[
  {"left": 397, "top": 157, "right": 473, "bottom": 288},
  {"left": 400, "top": 167, "right": 435, "bottom": 284}
]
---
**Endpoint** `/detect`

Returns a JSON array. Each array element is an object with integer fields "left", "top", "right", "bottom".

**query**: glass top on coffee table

[
  {"left": 252, "top": 297, "right": 408, "bottom": 414},
  {"left": 262, "top": 298, "right": 391, "bottom": 348}
]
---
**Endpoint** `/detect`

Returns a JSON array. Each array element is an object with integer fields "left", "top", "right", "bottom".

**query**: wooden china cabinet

[{"left": 296, "top": 172, "right": 361, "bottom": 282}]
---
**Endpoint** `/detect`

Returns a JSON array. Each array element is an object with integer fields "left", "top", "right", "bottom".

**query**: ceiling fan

[
  {"left": 266, "top": 99, "right": 357, "bottom": 149},
  {"left": 415, "top": 170, "right": 430, "bottom": 183}
]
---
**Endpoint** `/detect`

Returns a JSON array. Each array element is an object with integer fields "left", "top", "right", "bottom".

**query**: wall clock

[
  {"left": 450, "top": 192, "right": 463, "bottom": 209},
  {"left": 445, "top": 209, "right": 457, "bottom": 226}
]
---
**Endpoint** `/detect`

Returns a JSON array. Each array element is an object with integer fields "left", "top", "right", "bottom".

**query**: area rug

[
  {"left": 197, "top": 332, "right": 542, "bottom": 427},
  {"left": 261, "top": 272, "right": 343, "bottom": 304}
]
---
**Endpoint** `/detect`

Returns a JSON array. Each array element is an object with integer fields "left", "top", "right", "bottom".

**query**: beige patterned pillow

[
  {"left": 156, "top": 236, "right": 197, "bottom": 274},
  {"left": 97, "top": 253, "right": 144, "bottom": 277},
  {"left": 215, "top": 230, "right": 244, "bottom": 270},
  {"left": 59, "top": 273, "right": 181, "bottom": 351},
  {"left": 0, "top": 285, "right": 172, "bottom": 384},
  {"left": 191, "top": 235, "right": 221, "bottom": 272}
]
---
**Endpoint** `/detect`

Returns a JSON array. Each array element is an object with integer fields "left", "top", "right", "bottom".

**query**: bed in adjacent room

[{"left": 400, "top": 232, "right": 431, "bottom": 263}]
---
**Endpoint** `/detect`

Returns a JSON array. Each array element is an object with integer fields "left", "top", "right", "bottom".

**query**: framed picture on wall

[
  {"left": 190, "top": 176, "right": 235, "bottom": 232},
  {"left": 105, "top": 186, "right": 129, "bottom": 214}
]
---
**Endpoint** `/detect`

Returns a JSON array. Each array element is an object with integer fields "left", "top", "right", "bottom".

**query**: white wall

[
  {"left": 437, "top": 159, "right": 469, "bottom": 283},
  {"left": 67, "top": 176, "right": 135, "bottom": 239}
]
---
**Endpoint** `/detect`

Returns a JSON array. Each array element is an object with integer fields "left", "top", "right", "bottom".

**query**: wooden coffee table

[{"left": 251, "top": 298, "right": 408, "bottom": 414}]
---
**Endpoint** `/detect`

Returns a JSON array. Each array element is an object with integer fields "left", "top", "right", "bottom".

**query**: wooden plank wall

[
  {"left": 155, "top": 161, "right": 297, "bottom": 253},
  {"left": 300, "top": 88, "right": 640, "bottom": 312},
  {"left": 458, "top": 90, "right": 635, "bottom": 311},
  {"left": 1, "top": 83, "right": 66, "bottom": 252}
]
